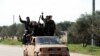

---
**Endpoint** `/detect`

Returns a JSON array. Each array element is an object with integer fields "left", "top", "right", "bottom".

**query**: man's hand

[
  {"left": 19, "top": 15, "right": 21, "bottom": 19},
  {"left": 42, "top": 12, "right": 43, "bottom": 15}
]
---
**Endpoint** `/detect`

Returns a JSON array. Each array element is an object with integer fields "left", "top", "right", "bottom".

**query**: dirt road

[
  {"left": 0, "top": 45, "right": 23, "bottom": 56},
  {"left": 70, "top": 52, "right": 93, "bottom": 56},
  {"left": 0, "top": 45, "right": 93, "bottom": 56}
]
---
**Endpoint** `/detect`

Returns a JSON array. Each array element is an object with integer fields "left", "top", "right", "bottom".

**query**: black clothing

[
  {"left": 19, "top": 17, "right": 30, "bottom": 44},
  {"left": 34, "top": 24, "right": 45, "bottom": 36},
  {"left": 29, "top": 21, "right": 45, "bottom": 36},
  {"left": 41, "top": 16, "right": 56, "bottom": 36},
  {"left": 19, "top": 17, "right": 30, "bottom": 30}
]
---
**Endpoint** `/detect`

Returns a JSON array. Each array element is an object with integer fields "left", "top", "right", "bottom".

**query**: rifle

[
  {"left": 38, "top": 15, "right": 41, "bottom": 24},
  {"left": 38, "top": 12, "right": 44, "bottom": 24}
]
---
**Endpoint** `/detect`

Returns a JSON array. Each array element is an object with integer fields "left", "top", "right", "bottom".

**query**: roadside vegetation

[
  {"left": 67, "top": 11, "right": 100, "bottom": 56},
  {"left": 0, "top": 39, "right": 22, "bottom": 45},
  {"left": 68, "top": 44, "right": 100, "bottom": 56}
]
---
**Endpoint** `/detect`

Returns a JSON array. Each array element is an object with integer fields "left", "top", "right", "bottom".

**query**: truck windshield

[{"left": 36, "top": 37, "right": 61, "bottom": 44}]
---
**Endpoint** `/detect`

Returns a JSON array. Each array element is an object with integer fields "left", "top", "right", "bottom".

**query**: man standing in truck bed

[
  {"left": 19, "top": 15, "right": 30, "bottom": 44},
  {"left": 41, "top": 13, "right": 56, "bottom": 36}
]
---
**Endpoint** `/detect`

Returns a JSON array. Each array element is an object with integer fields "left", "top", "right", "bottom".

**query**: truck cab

[{"left": 23, "top": 36, "right": 70, "bottom": 56}]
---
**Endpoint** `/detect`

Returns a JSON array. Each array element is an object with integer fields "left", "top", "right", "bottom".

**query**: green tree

[
  {"left": 68, "top": 11, "right": 100, "bottom": 46},
  {"left": 7, "top": 23, "right": 17, "bottom": 39},
  {"left": 16, "top": 24, "right": 24, "bottom": 41},
  {"left": 57, "top": 21, "right": 73, "bottom": 31},
  {"left": 0, "top": 26, "right": 9, "bottom": 39},
  {"left": 56, "top": 21, "right": 73, "bottom": 37}
]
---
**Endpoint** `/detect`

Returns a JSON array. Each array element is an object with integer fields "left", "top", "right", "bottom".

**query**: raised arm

[
  {"left": 19, "top": 15, "right": 26, "bottom": 23},
  {"left": 41, "top": 12, "right": 45, "bottom": 22}
]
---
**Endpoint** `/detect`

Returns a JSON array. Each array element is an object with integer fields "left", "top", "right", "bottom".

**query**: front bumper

[{"left": 37, "top": 52, "right": 70, "bottom": 56}]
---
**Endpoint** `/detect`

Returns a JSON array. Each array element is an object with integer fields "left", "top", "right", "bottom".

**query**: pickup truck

[{"left": 23, "top": 36, "right": 70, "bottom": 56}]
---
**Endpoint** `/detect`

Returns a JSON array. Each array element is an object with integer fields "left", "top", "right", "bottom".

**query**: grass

[
  {"left": 68, "top": 44, "right": 100, "bottom": 56},
  {"left": 0, "top": 39, "right": 22, "bottom": 45}
]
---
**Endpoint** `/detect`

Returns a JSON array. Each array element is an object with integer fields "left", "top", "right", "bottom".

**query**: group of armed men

[{"left": 19, "top": 13, "right": 56, "bottom": 44}]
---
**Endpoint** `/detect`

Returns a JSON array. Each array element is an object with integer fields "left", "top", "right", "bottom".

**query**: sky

[{"left": 0, "top": 0, "right": 100, "bottom": 26}]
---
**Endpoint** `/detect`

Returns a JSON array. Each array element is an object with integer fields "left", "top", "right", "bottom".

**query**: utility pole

[{"left": 91, "top": 0, "right": 95, "bottom": 47}]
